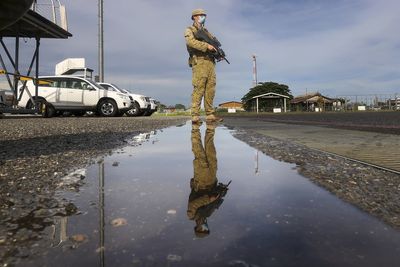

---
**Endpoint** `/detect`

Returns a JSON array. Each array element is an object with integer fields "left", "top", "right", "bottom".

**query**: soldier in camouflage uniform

[
  {"left": 185, "top": 9, "right": 223, "bottom": 124},
  {"left": 187, "top": 123, "right": 222, "bottom": 237}
]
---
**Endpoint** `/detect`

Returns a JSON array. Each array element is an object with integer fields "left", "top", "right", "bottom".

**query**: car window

[
  {"left": 100, "top": 84, "right": 111, "bottom": 90},
  {"left": 71, "top": 80, "right": 83, "bottom": 89},
  {"left": 58, "top": 78, "right": 89, "bottom": 90},
  {"left": 59, "top": 79, "right": 74, "bottom": 89},
  {"left": 81, "top": 81, "right": 94, "bottom": 90},
  {"left": 101, "top": 84, "right": 117, "bottom": 92}
]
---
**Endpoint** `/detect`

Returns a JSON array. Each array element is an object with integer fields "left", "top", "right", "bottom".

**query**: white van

[{"left": 18, "top": 76, "right": 132, "bottom": 117}]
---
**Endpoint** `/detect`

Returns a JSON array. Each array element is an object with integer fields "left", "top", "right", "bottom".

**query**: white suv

[
  {"left": 18, "top": 76, "right": 132, "bottom": 117},
  {"left": 143, "top": 98, "right": 158, "bottom": 116},
  {"left": 98, "top": 83, "right": 151, "bottom": 117}
]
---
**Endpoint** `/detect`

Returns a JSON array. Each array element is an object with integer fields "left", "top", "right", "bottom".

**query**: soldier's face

[{"left": 194, "top": 15, "right": 206, "bottom": 25}]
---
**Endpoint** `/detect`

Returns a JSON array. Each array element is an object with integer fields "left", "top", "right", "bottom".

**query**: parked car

[
  {"left": 18, "top": 76, "right": 133, "bottom": 117},
  {"left": 143, "top": 98, "right": 158, "bottom": 116},
  {"left": 98, "top": 82, "right": 151, "bottom": 117}
]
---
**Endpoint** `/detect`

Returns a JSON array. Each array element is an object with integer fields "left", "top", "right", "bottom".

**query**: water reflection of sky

[{"left": 24, "top": 122, "right": 400, "bottom": 267}]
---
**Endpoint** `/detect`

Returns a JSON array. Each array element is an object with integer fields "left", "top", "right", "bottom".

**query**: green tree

[
  {"left": 175, "top": 104, "right": 186, "bottom": 110},
  {"left": 158, "top": 103, "right": 167, "bottom": 112},
  {"left": 241, "top": 82, "right": 293, "bottom": 111}
]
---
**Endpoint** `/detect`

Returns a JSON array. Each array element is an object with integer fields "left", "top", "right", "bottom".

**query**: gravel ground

[
  {"left": 222, "top": 117, "right": 400, "bottom": 231},
  {"left": 223, "top": 111, "right": 400, "bottom": 134},
  {"left": 0, "top": 116, "right": 188, "bottom": 264}
]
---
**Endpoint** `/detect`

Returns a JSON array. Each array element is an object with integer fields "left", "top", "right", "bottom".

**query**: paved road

[
  {"left": 223, "top": 117, "right": 400, "bottom": 172},
  {"left": 223, "top": 111, "right": 400, "bottom": 134}
]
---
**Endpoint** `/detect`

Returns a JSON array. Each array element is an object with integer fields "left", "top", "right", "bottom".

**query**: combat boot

[{"left": 206, "top": 114, "right": 223, "bottom": 122}]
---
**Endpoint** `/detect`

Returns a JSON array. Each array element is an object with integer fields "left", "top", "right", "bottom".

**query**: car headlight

[{"left": 118, "top": 94, "right": 129, "bottom": 100}]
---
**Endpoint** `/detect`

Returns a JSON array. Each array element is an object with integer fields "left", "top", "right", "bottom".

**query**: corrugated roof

[
  {"left": 291, "top": 93, "right": 334, "bottom": 104},
  {"left": 219, "top": 101, "right": 242, "bottom": 106},
  {"left": 251, "top": 92, "right": 290, "bottom": 99}
]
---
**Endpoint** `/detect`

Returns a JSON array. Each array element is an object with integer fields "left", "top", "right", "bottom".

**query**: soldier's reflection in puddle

[{"left": 187, "top": 122, "right": 231, "bottom": 238}]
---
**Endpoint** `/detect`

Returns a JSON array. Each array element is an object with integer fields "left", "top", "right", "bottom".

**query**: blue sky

[{"left": 1, "top": 0, "right": 400, "bottom": 106}]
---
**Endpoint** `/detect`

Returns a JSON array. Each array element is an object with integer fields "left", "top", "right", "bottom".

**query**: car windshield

[
  {"left": 84, "top": 79, "right": 105, "bottom": 89},
  {"left": 92, "top": 81, "right": 106, "bottom": 90},
  {"left": 110, "top": 83, "right": 122, "bottom": 90},
  {"left": 99, "top": 83, "right": 111, "bottom": 90},
  {"left": 110, "top": 84, "right": 129, "bottom": 94}
]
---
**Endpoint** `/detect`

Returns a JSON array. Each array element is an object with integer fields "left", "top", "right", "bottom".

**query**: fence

[{"left": 335, "top": 93, "right": 400, "bottom": 111}]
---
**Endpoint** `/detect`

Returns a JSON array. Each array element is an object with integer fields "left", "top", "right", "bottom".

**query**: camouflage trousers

[
  {"left": 191, "top": 59, "right": 216, "bottom": 116},
  {"left": 191, "top": 127, "right": 217, "bottom": 191}
]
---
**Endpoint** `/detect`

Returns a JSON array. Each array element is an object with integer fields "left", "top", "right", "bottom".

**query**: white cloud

[{"left": 2, "top": 0, "right": 400, "bottom": 105}]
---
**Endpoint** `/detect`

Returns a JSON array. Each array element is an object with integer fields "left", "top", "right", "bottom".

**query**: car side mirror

[{"left": 87, "top": 85, "right": 96, "bottom": 91}]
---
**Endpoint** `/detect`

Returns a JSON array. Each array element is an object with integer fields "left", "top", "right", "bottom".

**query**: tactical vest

[{"left": 186, "top": 25, "right": 210, "bottom": 58}]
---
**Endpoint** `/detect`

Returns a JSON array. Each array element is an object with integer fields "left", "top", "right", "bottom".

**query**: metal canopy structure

[
  {"left": 0, "top": 2, "right": 71, "bottom": 115},
  {"left": 251, "top": 92, "right": 290, "bottom": 113},
  {"left": 0, "top": 10, "right": 71, "bottom": 39}
]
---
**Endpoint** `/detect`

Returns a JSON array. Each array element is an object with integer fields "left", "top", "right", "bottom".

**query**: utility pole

[
  {"left": 98, "top": 0, "right": 104, "bottom": 82},
  {"left": 252, "top": 54, "right": 259, "bottom": 113},
  {"left": 252, "top": 54, "right": 257, "bottom": 87}
]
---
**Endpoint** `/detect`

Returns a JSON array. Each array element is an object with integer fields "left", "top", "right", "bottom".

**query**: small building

[
  {"left": 218, "top": 101, "right": 244, "bottom": 111},
  {"left": 251, "top": 92, "right": 291, "bottom": 113},
  {"left": 291, "top": 92, "right": 337, "bottom": 112}
]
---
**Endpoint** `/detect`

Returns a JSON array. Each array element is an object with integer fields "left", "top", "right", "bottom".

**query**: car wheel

[
  {"left": 98, "top": 99, "right": 118, "bottom": 117},
  {"left": 43, "top": 103, "right": 56, "bottom": 118},
  {"left": 27, "top": 99, "right": 55, "bottom": 118},
  {"left": 125, "top": 102, "right": 141, "bottom": 117},
  {"left": 26, "top": 98, "right": 44, "bottom": 110},
  {"left": 144, "top": 111, "right": 153, "bottom": 116}
]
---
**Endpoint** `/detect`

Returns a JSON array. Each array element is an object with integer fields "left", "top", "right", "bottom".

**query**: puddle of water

[{"left": 16, "top": 122, "right": 400, "bottom": 267}]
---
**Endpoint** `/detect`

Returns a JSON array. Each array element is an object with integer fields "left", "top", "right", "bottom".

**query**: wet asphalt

[
  {"left": 222, "top": 114, "right": 400, "bottom": 230},
  {"left": 0, "top": 116, "right": 188, "bottom": 264},
  {"left": 1, "top": 113, "right": 400, "bottom": 266}
]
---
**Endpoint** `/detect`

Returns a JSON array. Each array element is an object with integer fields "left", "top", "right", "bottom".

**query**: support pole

[
  {"left": 35, "top": 37, "right": 40, "bottom": 108},
  {"left": 98, "top": 0, "right": 104, "bottom": 82},
  {"left": 284, "top": 98, "right": 287, "bottom": 112},
  {"left": 0, "top": 38, "right": 16, "bottom": 69},
  {"left": 18, "top": 39, "right": 39, "bottom": 101},
  {"left": 256, "top": 98, "right": 259, "bottom": 114},
  {"left": 14, "top": 36, "right": 20, "bottom": 103},
  {"left": 0, "top": 50, "right": 13, "bottom": 89}
]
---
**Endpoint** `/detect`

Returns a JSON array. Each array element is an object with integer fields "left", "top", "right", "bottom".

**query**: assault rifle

[
  {"left": 214, "top": 180, "right": 232, "bottom": 198},
  {"left": 196, "top": 180, "right": 232, "bottom": 219},
  {"left": 194, "top": 29, "right": 230, "bottom": 64}
]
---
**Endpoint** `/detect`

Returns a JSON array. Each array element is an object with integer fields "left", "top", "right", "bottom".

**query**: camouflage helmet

[
  {"left": 194, "top": 224, "right": 210, "bottom": 238},
  {"left": 191, "top": 8, "right": 206, "bottom": 20}
]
